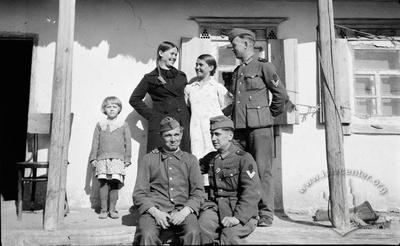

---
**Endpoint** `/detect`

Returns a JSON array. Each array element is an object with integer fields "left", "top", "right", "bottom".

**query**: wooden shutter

[
  {"left": 319, "top": 38, "right": 352, "bottom": 125},
  {"left": 180, "top": 37, "right": 217, "bottom": 82},
  {"left": 270, "top": 39, "right": 299, "bottom": 125}
]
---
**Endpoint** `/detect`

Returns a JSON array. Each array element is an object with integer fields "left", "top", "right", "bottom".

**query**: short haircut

[
  {"left": 101, "top": 96, "right": 122, "bottom": 115},
  {"left": 157, "top": 41, "right": 178, "bottom": 61},
  {"left": 197, "top": 54, "right": 217, "bottom": 76},
  {"left": 238, "top": 34, "right": 255, "bottom": 45},
  {"left": 212, "top": 127, "right": 234, "bottom": 133}
]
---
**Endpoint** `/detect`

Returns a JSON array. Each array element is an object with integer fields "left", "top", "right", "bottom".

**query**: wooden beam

[
  {"left": 317, "top": 0, "right": 350, "bottom": 230},
  {"left": 44, "top": 0, "right": 75, "bottom": 230}
]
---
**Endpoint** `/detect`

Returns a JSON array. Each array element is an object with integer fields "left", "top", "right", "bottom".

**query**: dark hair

[
  {"left": 197, "top": 54, "right": 217, "bottom": 76},
  {"left": 157, "top": 41, "right": 178, "bottom": 61}
]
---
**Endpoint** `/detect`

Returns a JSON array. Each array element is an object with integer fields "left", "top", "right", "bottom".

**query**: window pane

[
  {"left": 354, "top": 75, "right": 376, "bottom": 96},
  {"left": 381, "top": 75, "right": 400, "bottom": 96},
  {"left": 354, "top": 49, "right": 400, "bottom": 70},
  {"left": 218, "top": 45, "right": 236, "bottom": 66},
  {"left": 382, "top": 98, "right": 400, "bottom": 116},
  {"left": 355, "top": 98, "right": 377, "bottom": 116}
]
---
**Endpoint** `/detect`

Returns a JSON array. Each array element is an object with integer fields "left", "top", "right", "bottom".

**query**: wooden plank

[
  {"left": 334, "top": 39, "right": 352, "bottom": 124},
  {"left": 270, "top": 39, "right": 299, "bottom": 125},
  {"left": 44, "top": 0, "right": 75, "bottom": 230},
  {"left": 317, "top": 0, "right": 350, "bottom": 230},
  {"left": 27, "top": 113, "right": 52, "bottom": 134}
]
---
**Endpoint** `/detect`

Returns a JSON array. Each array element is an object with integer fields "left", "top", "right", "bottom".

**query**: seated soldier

[
  {"left": 198, "top": 115, "right": 261, "bottom": 245},
  {"left": 133, "top": 116, "right": 204, "bottom": 245}
]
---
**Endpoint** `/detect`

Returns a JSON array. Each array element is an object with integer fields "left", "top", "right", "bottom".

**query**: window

[
  {"left": 350, "top": 42, "right": 400, "bottom": 119},
  {"left": 317, "top": 19, "right": 400, "bottom": 134},
  {"left": 352, "top": 47, "right": 400, "bottom": 117},
  {"left": 180, "top": 16, "right": 298, "bottom": 125}
]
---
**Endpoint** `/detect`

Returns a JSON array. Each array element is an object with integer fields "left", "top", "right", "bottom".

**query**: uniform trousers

[
  {"left": 134, "top": 213, "right": 201, "bottom": 245},
  {"left": 234, "top": 127, "right": 274, "bottom": 220},
  {"left": 199, "top": 206, "right": 257, "bottom": 245}
]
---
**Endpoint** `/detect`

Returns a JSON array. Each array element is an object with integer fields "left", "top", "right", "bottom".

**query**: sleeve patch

[{"left": 271, "top": 73, "right": 280, "bottom": 87}]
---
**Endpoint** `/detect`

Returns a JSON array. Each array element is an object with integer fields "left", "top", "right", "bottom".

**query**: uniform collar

[
  {"left": 243, "top": 53, "right": 258, "bottom": 65},
  {"left": 160, "top": 147, "right": 183, "bottom": 160},
  {"left": 217, "top": 142, "right": 236, "bottom": 160}
]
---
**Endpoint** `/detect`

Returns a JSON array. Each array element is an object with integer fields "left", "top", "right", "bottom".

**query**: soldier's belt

[{"left": 210, "top": 191, "right": 238, "bottom": 201}]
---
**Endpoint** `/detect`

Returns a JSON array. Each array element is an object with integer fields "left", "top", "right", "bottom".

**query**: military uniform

[
  {"left": 132, "top": 117, "right": 204, "bottom": 245},
  {"left": 229, "top": 32, "right": 288, "bottom": 221},
  {"left": 198, "top": 143, "right": 261, "bottom": 245}
]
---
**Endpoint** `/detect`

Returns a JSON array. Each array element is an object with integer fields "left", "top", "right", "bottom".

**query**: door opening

[{"left": 0, "top": 36, "right": 34, "bottom": 201}]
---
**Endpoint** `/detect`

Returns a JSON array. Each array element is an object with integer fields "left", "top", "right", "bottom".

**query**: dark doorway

[{"left": 0, "top": 36, "right": 34, "bottom": 201}]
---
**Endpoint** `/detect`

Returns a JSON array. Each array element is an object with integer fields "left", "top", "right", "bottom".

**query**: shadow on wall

[
  {"left": 84, "top": 159, "right": 100, "bottom": 211},
  {"left": 125, "top": 111, "right": 148, "bottom": 165},
  {"left": 24, "top": 0, "right": 187, "bottom": 63}
]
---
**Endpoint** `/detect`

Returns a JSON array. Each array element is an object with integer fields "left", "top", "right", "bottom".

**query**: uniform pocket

[
  {"left": 221, "top": 168, "right": 239, "bottom": 190},
  {"left": 244, "top": 74, "right": 265, "bottom": 90},
  {"left": 246, "top": 100, "right": 274, "bottom": 128}
]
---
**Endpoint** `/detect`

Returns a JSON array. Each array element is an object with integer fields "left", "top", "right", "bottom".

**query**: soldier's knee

[{"left": 141, "top": 227, "right": 158, "bottom": 239}]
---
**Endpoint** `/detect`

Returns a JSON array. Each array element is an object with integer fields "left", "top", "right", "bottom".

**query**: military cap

[
  {"left": 210, "top": 115, "right": 234, "bottom": 131},
  {"left": 160, "top": 116, "right": 180, "bottom": 132},
  {"left": 228, "top": 28, "right": 256, "bottom": 42}
]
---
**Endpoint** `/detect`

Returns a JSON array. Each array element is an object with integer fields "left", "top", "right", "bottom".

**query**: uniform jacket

[
  {"left": 199, "top": 143, "right": 261, "bottom": 225},
  {"left": 129, "top": 66, "right": 191, "bottom": 152},
  {"left": 133, "top": 147, "right": 204, "bottom": 215},
  {"left": 229, "top": 54, "right": 289, "bottom": 129}
]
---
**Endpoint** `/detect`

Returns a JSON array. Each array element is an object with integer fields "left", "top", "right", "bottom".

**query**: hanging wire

[
  {"left": 316, "top": 28, "right": 345, "bottom": 137},
  {"left": 334, "top": 24, "right": 399, "bottom": 44}
]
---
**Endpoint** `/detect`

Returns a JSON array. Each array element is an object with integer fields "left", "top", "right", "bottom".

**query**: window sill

[{"left": 349, "top": 123, "right": 400, "bottom": 135}]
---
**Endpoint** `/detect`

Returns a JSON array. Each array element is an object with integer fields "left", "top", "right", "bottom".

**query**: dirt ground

[{"left": 1, "top": 200, "right": 400, "bottom": 245}]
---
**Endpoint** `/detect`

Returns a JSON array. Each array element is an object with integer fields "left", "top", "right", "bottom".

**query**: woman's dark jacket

[{"left": 129, "top": 66, "right": 191, "bottom": 153}]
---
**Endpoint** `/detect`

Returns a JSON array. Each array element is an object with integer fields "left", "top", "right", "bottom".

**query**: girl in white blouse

[{"left": 184, "top": 54, "right": 232, "bottom": 160}]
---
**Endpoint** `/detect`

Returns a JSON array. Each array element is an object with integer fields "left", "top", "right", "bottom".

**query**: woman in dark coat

[{"left": 129, "top": 41, "right": 191, "bottom": 153}]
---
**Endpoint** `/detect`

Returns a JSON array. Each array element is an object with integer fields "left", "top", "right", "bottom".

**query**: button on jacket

[
  {"left": 129, "top": 67, "right": 191, "bottom": 153},
  {"left": 230, "top": 54, "right": 288, "bottom": 129},
  {"left": 199, "top": 144, "right": 261, "bottom": 224},
  {"left": 133, "top": 148, "right": 204, "bottom": 215}
]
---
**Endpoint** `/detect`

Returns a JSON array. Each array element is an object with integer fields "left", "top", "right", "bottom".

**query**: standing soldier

[
  {"left": 198, "top": 115, "right": 261, "bottom": 245},
  {"left": 227, "top": 28, "right": 289, "bottom": 227},
  {"left": 133, "top": 116, "right": 204, "bottom": 245}
]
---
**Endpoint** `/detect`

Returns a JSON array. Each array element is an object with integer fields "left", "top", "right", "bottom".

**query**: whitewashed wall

[{"left": 1, "top": 0, "right": 399, "bottom": 212}]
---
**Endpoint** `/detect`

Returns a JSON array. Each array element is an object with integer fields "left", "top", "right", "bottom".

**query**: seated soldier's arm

[
  {"left": 132, "top": 155, "right": 156, "bottom": 215},
  {"left": 183, "top": 155, "right": 205, "bottom": 215},
  {"left": 233, "top": 154, "right": 262, "bottom": 225}
]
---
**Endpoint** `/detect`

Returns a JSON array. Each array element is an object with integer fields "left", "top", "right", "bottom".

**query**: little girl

[
  {"left": 89, "top": 96, "right": 132, "bottom": 219},
  {"left": 184, "top": 54, "right": 232, "bottom": 160}
]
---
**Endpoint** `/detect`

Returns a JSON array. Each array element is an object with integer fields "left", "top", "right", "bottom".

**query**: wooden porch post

[
  {"left": 44, "top": 0, "right": 75, "bottom": 230},
  {"left": 317, "top": 0, "right": 350, "bottom": 230}
]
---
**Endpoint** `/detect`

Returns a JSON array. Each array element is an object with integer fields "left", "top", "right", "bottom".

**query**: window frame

[{"left": 348, "top": 40, "right": 400, "bottom": 134}]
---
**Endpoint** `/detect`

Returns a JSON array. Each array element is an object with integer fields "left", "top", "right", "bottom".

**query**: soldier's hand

[
  {"left": 222, "top": 216, "right": 240, "bottom": 227},
  {"left": 90, "top": 160, "right": 97, "bottom": 169},
  {"left": 148, "top": 207, "right": 170, "bottom": 229},
  {"left": 169, "top": 207, "right": 191, "bottom": 225}
]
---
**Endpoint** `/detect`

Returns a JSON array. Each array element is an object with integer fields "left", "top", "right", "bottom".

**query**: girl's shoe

[
  {"left": 99, "top": 211, "right": 108, "bottom": 219},
  {"left": 109, "top": 210, "right": 119, "bottom": 219}
]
